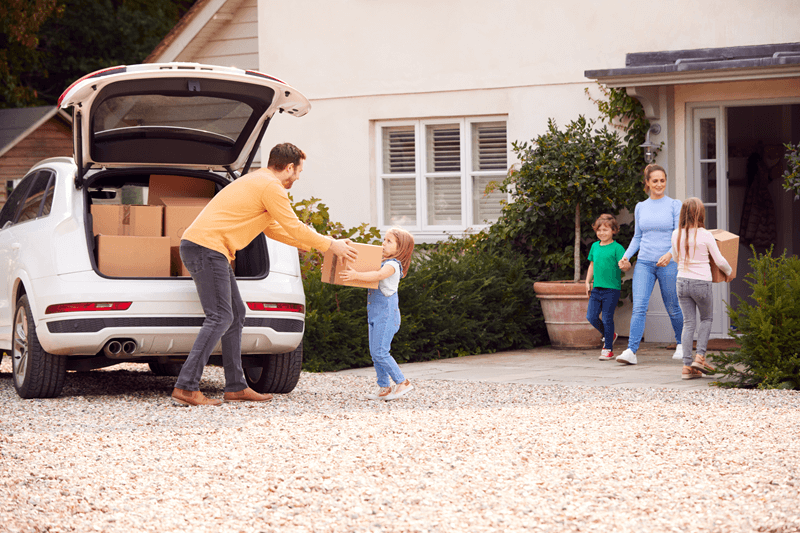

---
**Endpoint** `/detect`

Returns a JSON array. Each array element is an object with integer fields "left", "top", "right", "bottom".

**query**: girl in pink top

[{"left": 671, "top": 198, "right": 733, "bottom": 380}]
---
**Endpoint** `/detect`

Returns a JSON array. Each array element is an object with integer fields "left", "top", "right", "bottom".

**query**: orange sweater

[{"left": 181, "top": 169, "right": 331, "bottom": 261}]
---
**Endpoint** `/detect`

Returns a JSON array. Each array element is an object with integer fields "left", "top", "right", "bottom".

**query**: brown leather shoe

[
  {"left": 171, "top": 388, "right": 222, "bottom": 406},
  {"left": 223, "top": 387, "right": 273, "bottom": 402}
]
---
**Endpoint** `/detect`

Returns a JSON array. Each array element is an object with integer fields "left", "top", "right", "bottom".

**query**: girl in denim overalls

[{"left": 341, "top": 228, "right": 415, "bottom": 400}]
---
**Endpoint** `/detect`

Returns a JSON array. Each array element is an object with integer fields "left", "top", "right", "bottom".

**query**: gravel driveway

[{"left": 1, "top": 356, "right": 799, "bottom": 533}]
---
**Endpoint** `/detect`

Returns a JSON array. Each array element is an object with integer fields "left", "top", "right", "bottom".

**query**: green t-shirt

[{"left": 588, "top": 240, "right": 626, "bottom": 290}]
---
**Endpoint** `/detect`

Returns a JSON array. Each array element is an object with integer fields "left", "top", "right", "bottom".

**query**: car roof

[{"left": 58, "top": 63, "right": 310, "bottom": 176}]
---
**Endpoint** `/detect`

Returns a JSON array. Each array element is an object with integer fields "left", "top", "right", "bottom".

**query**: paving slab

[{"left": 335, "top": 341, "right": 731, "bottom": 390}]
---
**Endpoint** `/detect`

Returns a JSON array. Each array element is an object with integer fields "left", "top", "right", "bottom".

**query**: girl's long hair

[
  {"left": 676, "top": 197, "right": 705, "bottom": 269},
  {"left": 386, "top": 228, "right": 415, "bottom": 278}
]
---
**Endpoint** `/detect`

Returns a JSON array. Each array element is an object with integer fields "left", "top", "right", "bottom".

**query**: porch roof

[{"left": 585, "top": 42, "right": 800, "bottom": 87}]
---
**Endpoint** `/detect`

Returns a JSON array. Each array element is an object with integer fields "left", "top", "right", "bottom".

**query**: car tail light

[
  {"left": 246, "top": 302, "right": 304, "bottom": 313},
  {"left": 57, "top": 66, "right": 127, "bottom": 106},
  {"left": 45, "top": 302, "right": 132, "bottom": 314}
]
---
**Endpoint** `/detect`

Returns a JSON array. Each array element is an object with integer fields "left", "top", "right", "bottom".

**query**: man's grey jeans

[
  {"left": 174, "top": 240, "right": 248, "bottom": 392},
  {"left": 676, "top": 278, "right": 714, "bottom": 366}
]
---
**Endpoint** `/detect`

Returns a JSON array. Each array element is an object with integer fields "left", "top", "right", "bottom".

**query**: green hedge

[
  {"left": 714, "top": 247, "right": 800, "bottom": 389},
  {"left": 302, "top": 242, "right": 545, "bottom": 373}
]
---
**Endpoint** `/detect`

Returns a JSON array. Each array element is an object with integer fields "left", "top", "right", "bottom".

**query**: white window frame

[{"left": 376, "top": 116, "right": 508, "bottom": 240}]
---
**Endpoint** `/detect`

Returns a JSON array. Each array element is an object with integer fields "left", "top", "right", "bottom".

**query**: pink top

[{"left": 670, "top": 227, "right": 732, "bottom": 281}]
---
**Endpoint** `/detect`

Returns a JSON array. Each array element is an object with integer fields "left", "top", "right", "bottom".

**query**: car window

[
  {"left": 0, "top": 172, "right": 35, "bottom": 229},
  {"left": 16, "top": 171, "right": 56, "bottom": 224}
]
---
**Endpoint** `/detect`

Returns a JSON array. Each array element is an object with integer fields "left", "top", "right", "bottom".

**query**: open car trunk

[{"left": 84, "top": 170, "right": 269, "bottom": 279}]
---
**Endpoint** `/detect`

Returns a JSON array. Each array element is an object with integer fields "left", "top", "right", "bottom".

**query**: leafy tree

[
  {"left": 0, "top": 0, "right": 63, "bottom": 108},
  {"left": 1, "top": 0, "right": 196, "bottom": 108}
]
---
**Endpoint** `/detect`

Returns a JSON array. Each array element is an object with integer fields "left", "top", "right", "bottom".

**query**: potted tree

[{"left": 498, "top": 106, "right": 647, "bottom": 348}]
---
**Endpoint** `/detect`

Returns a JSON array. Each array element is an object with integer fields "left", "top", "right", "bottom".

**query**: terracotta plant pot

[{"left": 533, "top": 281, "right": 603, "bottom": 349}]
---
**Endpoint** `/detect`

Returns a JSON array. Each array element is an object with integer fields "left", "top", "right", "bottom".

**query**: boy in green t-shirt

[{"left": 586, "top": 214, "right": 626, "bottom": 361}]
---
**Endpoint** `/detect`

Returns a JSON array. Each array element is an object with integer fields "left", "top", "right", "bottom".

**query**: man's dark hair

[{"left": 267, "top": 143, "right": 306, "bottom": 171}]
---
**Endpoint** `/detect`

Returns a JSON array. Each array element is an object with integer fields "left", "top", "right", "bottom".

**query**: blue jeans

[
  {"left": 367, "top": 288, "right": 405, "bottom": 387},
  {"left": 677, "top": 278, "right": 714, "bottom": 366},
  {"left": 586, "top": 287, "right": 620, "bottom": 350},
  {"left": 174, "top": 240, "right": 248, "bottom": 392},
  {"left": 627, "top": 260, "right": 683, "bottom": 353}
]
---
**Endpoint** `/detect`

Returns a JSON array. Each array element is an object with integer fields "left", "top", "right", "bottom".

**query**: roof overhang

[{"left": 585, "top": 42, "right": 800, "bottom": 88}]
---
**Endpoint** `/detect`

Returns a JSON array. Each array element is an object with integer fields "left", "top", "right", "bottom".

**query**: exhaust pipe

[
  {"left": 122, "top": 340, "right": 137, "bottom": 355},
  {"left": 104, "top": 340, "right": 122, "bottom": 357}
]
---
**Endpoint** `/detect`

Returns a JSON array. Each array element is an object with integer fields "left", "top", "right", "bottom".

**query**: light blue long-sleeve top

[{"left": 623, "top": 196, "right": 682, "bottom": 263}]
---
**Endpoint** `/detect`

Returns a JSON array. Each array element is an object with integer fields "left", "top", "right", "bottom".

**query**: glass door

[{"left": 691, "top": 107, "right": 729, "bottom": 338}]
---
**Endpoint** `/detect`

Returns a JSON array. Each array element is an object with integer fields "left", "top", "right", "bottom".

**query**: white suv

[{"left": 0, "top": 63, "right": 311, "bottom": 399}]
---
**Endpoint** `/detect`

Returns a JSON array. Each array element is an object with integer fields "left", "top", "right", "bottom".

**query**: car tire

[
  {"left": 244, "top": 341, "right": 303, "bottom": 394},
  {"left": 13, "top": 295, "right": 67, "bottom": 399},
  {"left": 148, "top": 361, "right": 183, "bottom": 376}
]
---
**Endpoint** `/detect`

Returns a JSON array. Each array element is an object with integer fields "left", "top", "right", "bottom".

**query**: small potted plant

[{"left": 499, "top": 111, "right": 646, "bottom": 348}]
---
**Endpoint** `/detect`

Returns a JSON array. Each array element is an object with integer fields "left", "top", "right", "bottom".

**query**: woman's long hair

[
  {"left": 386, "top": 228, "right": 415, "bottom": 278},
  {"left": 676, "top": 197, "right": 705, "bottom": 269}
]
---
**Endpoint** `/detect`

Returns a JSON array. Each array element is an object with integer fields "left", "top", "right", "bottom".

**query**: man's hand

[
  {"left": 618, "top": 257, "right": 631, "bottom": 272},
  {"left": 329, "top": 238, "right": 358, "bottom": 262},
  {"left": 656, "top": 252, "right": 672, "bottom": 267}
]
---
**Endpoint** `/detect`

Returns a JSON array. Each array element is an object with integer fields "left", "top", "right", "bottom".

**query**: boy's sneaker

[
  {"left": 598, "top": 349, "right": 614, "bottom": 361},
  {"left": 672, "top": 344, "right": 684, "bottom": 360},
  {"left": 602, "top": 332, "right": 619, "bottom": 348},
  {"left": 385, "top": 379, "right": 414, "bottom": 400},
  {"left": 691, "top": 354, "right": 716, "bottom": 375},
  {"left": 365, "top": 386, "right": 393, "bottom": 400},
  {"left": 616, "top": 349, "right": 637, "bottom": 365}
]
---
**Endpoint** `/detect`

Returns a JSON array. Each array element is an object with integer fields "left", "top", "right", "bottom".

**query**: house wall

[
  {"left": 252, "top": 0, "right": 800, "bottom": 229},
  {"left": 0, "top": 119, "right": 72, "bottom": 205}
]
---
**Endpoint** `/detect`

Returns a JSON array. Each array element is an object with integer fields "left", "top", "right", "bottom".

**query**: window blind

[{"left": 382, "top": 126, "right": 416, "bottom": 174}]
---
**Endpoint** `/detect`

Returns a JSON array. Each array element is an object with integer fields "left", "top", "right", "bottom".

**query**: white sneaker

[
  {"left": 385, "top": 380, "right": 413, "bottom": 400},
  {"left": 365, "top": 386, "right": 393, "bottom": 400},
  {"left": 672, "top": 344, "right": 683, "bottom": 360},
  {"left": 616, "top": 349, "right": 637, "bottom": 365}
]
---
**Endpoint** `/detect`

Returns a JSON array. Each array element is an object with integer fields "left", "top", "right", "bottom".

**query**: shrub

[
  {"left": 713, "top": 247, "right": 800, "bottom": 389},
  {"left": 302, "top": 237, "right": 543, "bottom": 372}
]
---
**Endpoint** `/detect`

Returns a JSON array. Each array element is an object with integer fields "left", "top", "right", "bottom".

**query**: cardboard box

[
  {"left": 170, "top": 246, "right": 190, "bottom": 277},
  {"left": 709, "top": 229, "right": 739, "bottom": 282},
  {"left": 321, "top": 243, "right": 383, "bottom": 289},
  {"left": 160, "top": 197, "right": 211, "bottom": 246},
  {"left": 91, "top": 205, "right": 163, "bottom": 237},
  {"left": 148, "top": 175, "right": 215, "bottom": 206},
  {"left": 97, "top": 235, "right": 170, "bottom": 278}
]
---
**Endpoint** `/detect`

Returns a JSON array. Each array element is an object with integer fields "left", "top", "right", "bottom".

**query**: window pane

[
  {"left": 472, "top": 122, "right": 507, "bottom": 171},
  {"left": 426, "top": 124, "right": 460, "bottom": 172},
  {"left": 382, "top": 126, "right": 415, "bottom": 174},
  {"left": 427, "top": 176, "right": 461, "bottom": 225},
  {"left": 0, "top": 175, "right": 33, "bottom": 228},
  {"left": 472, "top": 175, "right": 505, "bottom": 224},
  {"left": 705, "top": 205, "right": 717, "bottom": 229},
  {"left": 39, "top": 172, "right": 55, "bottom": 217},
  {"left": 17, "top": 172, "right": 54, "bottom": 224},
  {"left": 383, "top": 178, "right": 416, "bottom": 226},
  {"left": 701, "top": 162, "right": 717, "bottom": 203},
  {"left": 700, "top": 118, "right": 716, "bottom": 160}
]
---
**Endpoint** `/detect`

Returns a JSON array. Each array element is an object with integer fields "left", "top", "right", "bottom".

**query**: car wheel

[
  {"left": 13, "top": 295, "right": 67, "bottom": 399},
  {"left": 148, "top": 361, "right": 184, "bottom": 376},
  {"left": 244, "top": 341, "right": 303, "bottom": 394}
]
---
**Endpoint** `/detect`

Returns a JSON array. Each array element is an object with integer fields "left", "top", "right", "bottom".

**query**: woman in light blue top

[{"left": 616, "top": 164, "right": 684, "bottom": 365}]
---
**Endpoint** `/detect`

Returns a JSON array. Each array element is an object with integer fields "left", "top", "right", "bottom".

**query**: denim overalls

[{"left": 367, "top": 259, "right": 405, "bottom": 387}]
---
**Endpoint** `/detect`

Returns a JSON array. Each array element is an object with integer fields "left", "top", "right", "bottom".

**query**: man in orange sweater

[{"left": 172, "top": 143, "right": 358, "bottom": 406}]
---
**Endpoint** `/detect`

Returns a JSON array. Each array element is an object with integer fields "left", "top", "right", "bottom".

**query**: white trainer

[
  {"left": 385, "top": 380, "right": 413, "bottom": 400},
  {"left": 616, "top": 349, "right": 637, "bottom": 365},
  {"left": 672, "top": 344, "right": 684, "bottom": 360}
]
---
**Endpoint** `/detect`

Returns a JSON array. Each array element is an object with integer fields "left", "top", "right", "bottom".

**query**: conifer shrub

[{"left": 713, "top": 248, "right": 800, "bottom": 389}]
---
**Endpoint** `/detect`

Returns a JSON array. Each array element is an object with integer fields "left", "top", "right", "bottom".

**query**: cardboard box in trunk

[
  {"left": 148, "top": 175, "right": 215, "bottom": 206},
  {"left": 91, "top": 205, "right": 163, "bottom": 237},
  {"left": 96, "top": 235, "right": 170, "bottom": 278},
  {"left": 160, "top": 197, "right": 211, "bottom": 247},
  {"left": 321, "top": 243, "right": 383, "bottom": 289},
  {"left": 708, "top": 229, "right": 739, "bottom": 282}
]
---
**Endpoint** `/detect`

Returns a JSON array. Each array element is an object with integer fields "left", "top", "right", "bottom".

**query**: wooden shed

[{"left": 0, "top": 106, "right": 72, "bottom": 207}]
